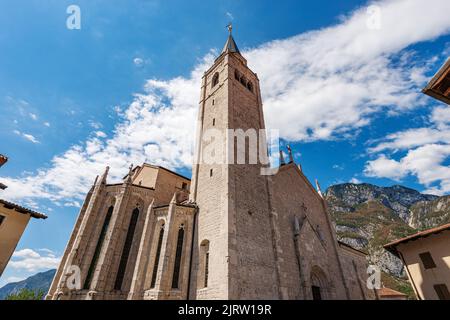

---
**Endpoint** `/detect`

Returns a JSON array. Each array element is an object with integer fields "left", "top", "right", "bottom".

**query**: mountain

[
  {"left": 0, "top": 269, "right": 55, "bottom": 300},
  {"left": 325, "top": 183, "right": 450, "bottom": 298}
]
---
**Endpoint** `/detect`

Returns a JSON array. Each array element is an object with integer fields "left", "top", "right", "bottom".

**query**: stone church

[{"left": 47, "top": 29, "right": 373, "bottom": 300}]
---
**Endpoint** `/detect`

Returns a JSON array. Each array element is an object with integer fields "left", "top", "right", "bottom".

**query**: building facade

[
  {"left": 422, "top": 57, "right": 450, "bottom": 105},
  {"left": 0, "top": 154, "right": 47, "bottom": 277},
  {"left": 385, "top": 223, "right": 450, "bottom": 300},
  {"left": 47, "top": 30, "right": 373, "bottom": 300}
]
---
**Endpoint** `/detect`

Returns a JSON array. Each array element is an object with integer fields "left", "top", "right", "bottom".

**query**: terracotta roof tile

[
  {"left": 384, "top": 222, "right": 450, "bottom": 255},
  {"left": 0, "top": 199, "right": 47, "bottom": 219},
  {"left": 377, "top": 287, "right": 407, "bottom": 297}
]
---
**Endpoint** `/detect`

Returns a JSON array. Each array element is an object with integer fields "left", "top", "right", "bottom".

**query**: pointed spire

[
  {"left": 279, "top": 149, "right": 285, "bottom": 166},
  {"left": 221, "top": 23, "right": 240, "bottom": 54},
  {"left": 315, "top": 179, "right": 323, "bottom": 198},
  {"left": 287, "top": 145, "right": 294, "bottom": 163},
  {"left": 125, "top": 164, "right": 134, "bottom": 184},
  {"left": 98, "top": 166, "right": 109, "bottom": 185}
]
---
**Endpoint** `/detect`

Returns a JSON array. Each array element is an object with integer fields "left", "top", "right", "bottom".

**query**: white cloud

[
  {"left": 364, "top": 154, "right": 408, "bottom": 180},
  {"left": 350, "top": 177, "right": 362, "bottom": 184},
  {"left": 95, "top": 131, "right": 107, "bottom": 138},
  {"left": 246, "top": 0, "right": 450, "bottom": 141},
  {"left": 1, "top": 0, "right": 450, "bottom": 204},
  {"left": 13, "top": 130, "right": 39, "bottom": 144},
  {"left": 133, "top": 57, "right": 144, "bottom": 66},
  {"left": 44, "top": 121, "right": 50, "bottom": 127},
  {"left": 88, "top": 120, "right": 102, "bottom": 129},
  {"left": 365, "top": 106, "right": 450, "bottom": 195},
  {"left": 133, "top": 57, "right": 150, "bottom": 67},
  {"left": 29, "top": 113, "right": 37, "bottom": 120},
  {"left": 9, "top": 249, "right": 61, "bottom": 272},
  {"left": 22, "top": 133, "right": 39, "bottom": 144}
]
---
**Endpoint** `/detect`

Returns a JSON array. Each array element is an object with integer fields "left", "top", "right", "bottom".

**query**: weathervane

[{"left": 227, "top": 23, "right": 232, "bottom": 35}]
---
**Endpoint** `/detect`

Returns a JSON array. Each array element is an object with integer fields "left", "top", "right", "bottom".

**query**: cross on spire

[{"left": 227, "top": 23, "right": 232, "bottom": 35}]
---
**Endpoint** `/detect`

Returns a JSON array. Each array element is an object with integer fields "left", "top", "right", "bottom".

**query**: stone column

[
  {"left": 127, "top": 199, "right": 155, "bottom": 300},
  {"left": 52, "top": 167, "right": 109, "bottom": 299},
  {"left": 46, "top": 181, "right": 95, "bottom": 300},
  {"left": 86, "top": 179, "right": 132, "bottom": 299},
  {"left": 144, "top": 193, "right": 177, "bottom": 299}
]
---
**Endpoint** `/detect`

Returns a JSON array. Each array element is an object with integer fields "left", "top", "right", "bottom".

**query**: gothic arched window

[
  {"left": 150, "top": 223, "right": 165, "bottom": 288},
  {"left": 212, "top": 72, "right": 219, "bottom": 88},
  {"left": 171, "top": 225, "right": 185, "bottom": 289},
  {"left": 114, "top": 207, "right": 140, "bottom": 290},
  {"left": 83, "top": 205, "right": 114, "bottom": 289}
]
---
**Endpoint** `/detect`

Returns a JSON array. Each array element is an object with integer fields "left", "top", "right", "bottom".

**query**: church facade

[{"left": 47, "top": 31, "right": 373, "bottom": 300}]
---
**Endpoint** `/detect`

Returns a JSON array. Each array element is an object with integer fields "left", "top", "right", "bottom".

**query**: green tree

[{"left": 5, "top": 288, "right": 45, "bottom": 300}]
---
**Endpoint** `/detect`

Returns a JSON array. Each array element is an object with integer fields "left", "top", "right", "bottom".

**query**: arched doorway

[{"left": 310, "top": 266, "right": 329, "bottom": 300}]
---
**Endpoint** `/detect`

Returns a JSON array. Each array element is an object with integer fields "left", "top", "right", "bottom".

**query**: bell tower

[{"left": 189, "top": 26, "right": 280, "bottom": 299}]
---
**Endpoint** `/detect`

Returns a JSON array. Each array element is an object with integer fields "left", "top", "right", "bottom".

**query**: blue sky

[{"left": 0, "top": 0, "right": 449, "bottom": 285}]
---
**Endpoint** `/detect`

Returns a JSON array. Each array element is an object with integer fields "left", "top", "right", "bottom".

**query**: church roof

[
  {"left": 221, "top": 34, "right": 240, "bottom": 54},
  {"left": 377, "top": 287, "right": 407, "bottom": 298}
]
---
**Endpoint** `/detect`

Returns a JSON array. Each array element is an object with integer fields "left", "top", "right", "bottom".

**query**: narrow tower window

[
  {"left": 171, "top": 225, "right": 185, "bottom": 289},
  {"left": 150, "top": 223, "right": 165, "bottom": 288},
  {"left": 234, "top": 70, "right": 240, "bottom": 80},
  {"left": 83, "top": 205, "right": 114, "bottom": 289},
  {"left": 114, "top": 207, "right": 140, "bottom": 290},
  {"left": 247, "top": 81, "right": 253, "bottom": 92},
  {"left": 204, "top": 251, "right": 210, "bottom": 288},
  {"left": 210, "top": 169, "right": 213, "bottom": 177},
  {"left": 212, "top": 72, "right": 219, "bottom": 88},
  {"left": 212, "top": 118, "right": 215, "bottom": 126},
  {"left": 200, "top": 240, "right": 210, "bottom": 288}
]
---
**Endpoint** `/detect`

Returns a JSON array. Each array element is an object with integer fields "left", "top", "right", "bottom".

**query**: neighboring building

[
  {"left": 47, "top": 28, "right": 373, "bottom": 300},
  {"left": 384, "top": 223, "right": 450, "bottom": 300},
  {"left": 0, "top": 199, "right": 47, "bottom": 276},
  {"left": 422, "top": 57, "right": 450, "bottom": 105},
  {"left": 0, "top": 154, "right": 7, "bottom": 167},
  {"left": 0, "top": 154, "right": 8, "bottom": 190},
  {"left": 0, "top": 154, "right": 47, "bottom": 276},
  {"left": 376, "top": 287, "right": 407, "bottom": 300}
]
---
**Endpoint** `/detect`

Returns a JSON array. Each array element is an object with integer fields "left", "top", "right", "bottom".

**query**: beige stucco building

[
  {"left": 384, "top": 223, "right": 450, "bottom": 300},
  {"left": 0, "top": 199, "right": 47, "bottom": 277},
  {"left": 47, "top": 30, "right": 373, "bottom": 300},
  {"left": 0, "top": 155, "right": 47, "bottom": 277}
]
